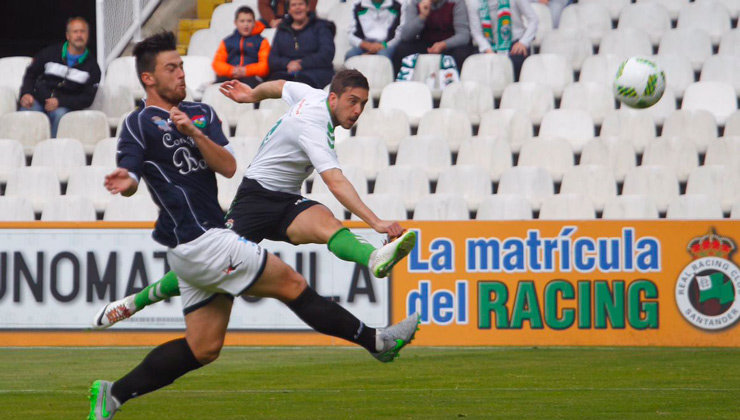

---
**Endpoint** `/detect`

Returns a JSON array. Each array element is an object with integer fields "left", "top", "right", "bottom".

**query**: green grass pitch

[{"left": 1, "top": 346, "right": 739, "bottom": 419}]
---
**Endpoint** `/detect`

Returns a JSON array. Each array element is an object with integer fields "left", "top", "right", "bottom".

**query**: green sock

[
  {"left": 327, "top": 228, "right": 376, "bottom": 266},
  {"left": 134, "top": 271, "right": 181, "bottom": 309}
]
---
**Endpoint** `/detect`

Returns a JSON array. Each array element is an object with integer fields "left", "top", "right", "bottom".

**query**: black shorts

[{"left": 225, "top": 177, "right": 320, "bottom": 244}]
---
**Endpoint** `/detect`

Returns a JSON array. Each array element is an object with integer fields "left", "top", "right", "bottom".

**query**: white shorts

[{"left": 166, "top": 228, "right": 268, "bottom": 314}]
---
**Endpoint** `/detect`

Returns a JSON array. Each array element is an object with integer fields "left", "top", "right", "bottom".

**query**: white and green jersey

[{"left": 244, "top": 81, "right": 339, "bottom": 194}]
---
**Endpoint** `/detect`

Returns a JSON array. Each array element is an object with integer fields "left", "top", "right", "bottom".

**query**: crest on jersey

[
  {"left": 151, "top": 116, "right": 172, "bottom": 132},
  {"left": 191, "top": 114, "right": 207, "bottom": 128}
]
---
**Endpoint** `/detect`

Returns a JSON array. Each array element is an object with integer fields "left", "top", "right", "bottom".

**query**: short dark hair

[
  {"left": 132, "top": 31, "right": 177, "bottom": 87},
  {"left": 66, "top": 16, "right": 89, "bottom": 31},
  {"left": 235, "top": 6, "right": 255, "bottom": 19},
  {"left": 329, "top": 69, "right": 369, "bottom": 96}
]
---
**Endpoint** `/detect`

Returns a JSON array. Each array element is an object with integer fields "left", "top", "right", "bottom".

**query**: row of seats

[{"left": 0, "top": 195, "right": 156, "bottom": 222}]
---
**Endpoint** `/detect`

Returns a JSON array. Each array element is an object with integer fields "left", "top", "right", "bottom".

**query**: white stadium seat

[
  {"left": 677, "top": 1, "right": 732, "bottom": 45},
  {"left": 681, "top": 81, "right": 738, "bottom": 125},
  {"left": 41, "top": 196, "right": 96, "bottom": 221},
  {"left": 666, "top": 194, "right": 725, "bottom": 219},
  {"left": 355, "top": 107, "right": 411, "bottom": 153},
  {"left": 90, "top": 84, "right": 135, "bottom": 129},
  {"left": 560, "top": 164, "right": 617, "bottom": 212},
  {"left": 105, "top": 57, "right": 144, "bottom": 100},
  {"left": 335, "top": 136, "right": 389, "bottom": 180},
  {"left": 417, "top": 108, "right": 472, "bottom": 153},
  {"left": 529, "top": 2, "right": 553, "bottom": 47},
  {"left": 187, "top": 29, "right": 222, "bottom": 58},
  {"left": 439, "top": 81, "right": 494, "bottom": 126},
  {"left": 0, "top": 56, "right": 32, "bottom": 97},
  {"left": 661, "top": 110, "right": 718, "bottom": 154},
  {"left": 310, "top": 165, "right": 368, "bottom": 195},
  {"left": 476, "top": 194, "right": 533, "bottom": 220},
  {"left": 228, "top": 136, "right": 261, "bottom": 171},
  {"left": 91, "top": 137, "right": 118, "bottom": 168},
  {"left": 0, "top": 87, "right": 17, "bottom": 116},
  {"left": 642, "top": 136, "right": 699, "bottom": 182},
  {"left": 658, "top": 28, "right": 713, "bottom": 72},
  {"left": 316, "top": 0, "right": 340, "bottom": 18},
  {"left": 104, "top": 195, "right": 158, "bottom": 221},
  {"left": 344, "top": 55, "right": 394, "bottom": 101},
  {"left": 704, "top": 136, "right": 740, "bottom": 168},
  {"left": 539, "top": 193, "right": 596, "bottom": 220},
  {"left": 636, "top": 0, "right": 690, "bottom": 20},
  {"left": 378, "top": 82, "right": 432, "bottom": 126},
  {"left": 413, "top": 194, "right": 469, "bottom": 221},
  {"left": 539, "top": 29, "right": 593, "bottom": 71},
  {"left": 182, "top": 56, "right": 216, "bottom": 101},
  {"left": 0, "top": 139, "right": 25, "bottom": 183},
  {"left": 580, "top": 137, "right": 637, "bottom": 183},
  {"left": 216, "top": 169, "right": 245, "bottom": 212},
  {"left": 305, "top": 193, "right": 347, "bottom": 220},
  {"left": 602, "top": 195, "right": 660, "bottom": 219},
  {"left": 30, "top": 138, "right": 86, "bottom": 182},
  {"left": 477, "top": 109, "right": 533, "bottom": 153},
  {"left": 374, "top": 165, "right": 430, "bottom": 211},
  {"left": 4, "top": 166, "right": 60, "bottom": 212},
  {"left": 459, "top": 53, "right": 515, "bottom": 99},
  {"left": 394, "top": 135, "right": 451, "bottom": 181},
  {"left": 0, "top": 111, "right": 50, "bottom": 155},
  {"left": 599, "top": 110, "right": 656, "bottom": 154},
  {"left": 519, "top": 54, "right": 573, "bottom": 98},
  {"left": 499, "top": 82, "right": 555, "bottom": 125},
  {"left": 327, "top": 1, "right": 353, "bottom": 70},
  {"left": 518, "top": 138, "right": 575, "bottom": 182},
  {"left": 404, "top": 54, "right": 448, "bottom": 99},
  {"left": 202, "top": 83, "right": 255, "bottom": 128},
  {"left": 652, "top": 54, "right": 695, "bottom": 100},
  {"left": 352, "top": 193, "right": 407, "bottom": 221},
  {"left": 259, "top": 98, "right": 290, "bottom": 113},
  {"left": 66, "top": 166, "right": 116, "bottom": 212},
  {"left": 559, "top": 2, "right": 612, "bottom": 47},
  {"left": 208, "top": 3, "right": 241, "bottom": 38},
  {"left": 559, "top": 82, "right": 615, "bottom": 125},
  {"left": 56, "top": 110, "right": 110, "bottom": 153},
  {"left": 618, "top": 2, "right": 672, "bottom": 46},
  {"left": 0, "top": 196, "right": 35, "bottom": 221},
  {"left": 435, "top": 165, "right": 492, "bottom": 211},
  {"left": 599, "top": 29, "right": 653, "bottom": 61},
  {"left": 719, "top": 29, "right": 740, "bottom": 58},
  {"left": 456, "top": 136, "right": 513, "bottom": 182},
  {"left": 622, "top": 165, "right": 680, "bottom": 212},
  {"left": 619, "top": 87, "right": 677, "bottom": 127},
  {"left": 732, "top": 201, "right": 740, "bottom": 219},
  {"left": 700, "top": 55, "right": 740, "bottom": 96},
  {"left": 686, "top": 165, "right": 739, "bottom": 213},
  {"left": 579, "top": 54, "right": 624, "bottom": 88},
  {"left": 580, "top": 0, "right": 630, "bottom": 20},
  {"left": 727, "top": 113, "right": 740, "bottom": 136},
  {"left": 497, "top": 166, "right": 555, "bottom": 211},
  {"left": 700, "top": 0, "right": 739, "bottom": 19},
  {"left": 538, "top": 109, "right": 595, "bottom": 153}
]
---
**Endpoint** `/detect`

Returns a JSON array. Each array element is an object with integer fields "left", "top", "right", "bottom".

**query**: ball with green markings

[{"left": 613, "top": 57, "right": 666, "bottom": 109}]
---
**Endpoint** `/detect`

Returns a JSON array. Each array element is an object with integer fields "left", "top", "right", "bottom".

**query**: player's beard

[{"left": 157, "top": 84, "right": 187, "bottom": 105}]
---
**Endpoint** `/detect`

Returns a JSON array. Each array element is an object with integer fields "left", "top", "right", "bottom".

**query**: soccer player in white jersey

[
  {"left": 93, "top": 71, "right": 418, "bottom": 332},
  {"left": 87, "top": 33, "right": 419, "bottom": 420}
]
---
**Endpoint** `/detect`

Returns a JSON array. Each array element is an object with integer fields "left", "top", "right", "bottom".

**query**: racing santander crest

[{"left": 675, "top": 229, "right": 740, "bottom": 331}]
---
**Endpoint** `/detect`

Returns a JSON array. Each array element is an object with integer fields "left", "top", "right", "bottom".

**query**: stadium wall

[{"left": 1, "top": 221, "right": 739, "bottom": 347}]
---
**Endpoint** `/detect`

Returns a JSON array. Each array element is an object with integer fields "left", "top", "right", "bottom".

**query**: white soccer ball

[{"left": 613, "top": 57, "right": 666, "bottom": 109}]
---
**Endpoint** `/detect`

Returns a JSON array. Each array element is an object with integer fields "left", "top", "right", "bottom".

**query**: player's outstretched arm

[
  {"left": 170, "top": 107, "right": 237, "bottom": 177},
  {"left": 219, "top": 79, "right": 286, "bottom": 103},
  {"left": 105, "top": 168, "right": 138, "bottom": 197}
]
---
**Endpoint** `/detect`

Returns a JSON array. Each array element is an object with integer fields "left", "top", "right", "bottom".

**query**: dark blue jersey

[{"left": 117, "top": 101, "right": 231, "bottom": 248}]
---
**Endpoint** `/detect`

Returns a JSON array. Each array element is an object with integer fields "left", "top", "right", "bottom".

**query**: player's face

[
  {"left": 149, "top": 51, "right": 187, "bottom": 104},
  {"left": 235, "top": 12, "right": 255, "bottom": 37},
  {"left": 330, "top": 87, "right": 369, "bottom": 129},
  {"left": 288, "top": 0, "right": 308, "bottom": 23},
  {"left": 66, "top": 20, "right": 89, "bottom": 51}
]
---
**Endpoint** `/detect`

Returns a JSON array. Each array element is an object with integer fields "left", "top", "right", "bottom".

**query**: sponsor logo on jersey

[
  {"left": 223, "top": 256, "right": 243, "bottom": 275},
  {"left": 191, "top": 114, "right": 207, "bottom": 128},
  {"left": 152, "top": 116, "right": 172, "bottom": 132}
]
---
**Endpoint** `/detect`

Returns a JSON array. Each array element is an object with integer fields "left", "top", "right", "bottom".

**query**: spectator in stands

[
  {"left": 345, "top": 0, "right": 403, "bottom": 61},
  {"left": 268, "top": 0, "right": 336, "bottom": 89},
  {"left": 467, "top": 0, "right": 537, "bottom": 81},
  {"left": 392, "top": 0, "right": 476, "bottom": 76},
  {"left": 532, "top": 0, "right": 572, "bottom": 28},
  {"left": 259, "top": 0, "right": 317, "bottom": 28},
  {"left": 212, "top": 6, "right": 270, "bottom": 87},
  {"left": 18, "top": 17, "right": 100, "bottom": 137}
]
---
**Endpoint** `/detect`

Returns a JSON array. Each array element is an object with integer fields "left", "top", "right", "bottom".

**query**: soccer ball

[{"left": 613, "top": 57, "right": 666, "bottom": 109}]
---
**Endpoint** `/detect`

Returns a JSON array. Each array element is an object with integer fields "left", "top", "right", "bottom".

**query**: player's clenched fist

[{"left": 170, "top": 107, "right": 200, "bottom": 137}]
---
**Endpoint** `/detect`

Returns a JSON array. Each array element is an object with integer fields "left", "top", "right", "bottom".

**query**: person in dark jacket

[
  {"left": 19, "top": 17, "right": 101, "bottom": 137},
  {"left": 268, "top": 0, "right": 336, "bottom": 89},
  {"left": 212, "top": 6, "right": 271, "bottom": 87}
]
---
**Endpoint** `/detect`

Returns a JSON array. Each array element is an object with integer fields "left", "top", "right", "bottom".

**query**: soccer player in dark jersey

[{"left": 87, "top": 32, "right": 419, "bottom": 420}]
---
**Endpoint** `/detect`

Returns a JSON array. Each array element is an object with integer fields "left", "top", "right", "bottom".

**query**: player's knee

[
  {"left": 191, "top": 339, "right": 224, "bottom": 365},
  {"left": 280, "top": 270, "right": 308, "bottom": 302}
]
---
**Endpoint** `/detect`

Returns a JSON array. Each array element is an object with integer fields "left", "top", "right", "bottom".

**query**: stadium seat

[
  {"left": 732, "top": 201, "right": 740, "bottom": 219},
  {"left": 90, "top": 84, "right": 135, "bottom": 129},
  {"left": 182, "top": 56, "right": 215, "bottom": 100},
  {"left": 394, "top": 135, "right": 451, "bottom": 180},
  {"left": 718, "top": 29, "right": 740, "bottom": 57},
  {"left": 105, "top": 56, "right": 144, "bottom": 100},
  {"left": 216, "top": 169, "right": 245, "bottom": 212},
  {"left": 352, "top": 193, "right": 406, "bottom": 221},
  {"left": 618, "top": 3, "right": 672, "bottom": 46},
  {"left": 652, "top": 54, "right": 695, "bottom": 100},
  {"left": 335, "top": 136, "right": 389, "bottom": 180},
  {"left": 378, "top": 81, "right": 432, "bottom": 126},
  {"left": 518, "top": 137, "right": 574, "bottom": 182},
  {"left": 559, "top": 82, "right": 615, "bottom": 125},
  {"left": 438, "top": 81, "right": 494, "bottom": 125},
  {"left": 658, "top": 28, "right": 713, "bottom": 72},
  {"left": 202, "top": 83, "right": 255, "bottom": 128},
  {"left": 344, "top": 55, "right": 394, "bottom": 101},
  {"left": 0, "top": 111, "right": 50, "bottom": 155},
  {"left": 0, "top": 87, "right": 16, "bottom": 116},
  {"left": 30, "top": 138, "right": 86, "bottom": 182},
  {"left": 261, "top": 28, "right": 277, "bottom": 45},
  {"left": 0, "top": 139, "right": 24, "bottom": 183},
  {"left": 56, "top": 110, "right": 110, "bottom": 153},
  {"left": 187, "top": 28, "right": 222, "bottom": 58},
  {"left": 435, "top": 165, "right": 492, "bottom": 211},
  {"left": 104, "top": 195, "right": 158, "bottom": 221},
  {"left": 41, "top": 196, "right": 96, "bottom": 221},
  {"left": 0, "top": 196, "right": 35, "bottom": 221},
  {"left": 700, "top": 55, "right": 740, "bottom": 96},
  {"left": 413, "top": 194, "right": 469, "bottom": 220},
  {"left": 459, "top": 53, "right": 515, "bottom": 99},
  {"left": 579, "top": 0, "right": 630, "bottom": 20},
  {"left": 727, "top": 113, "right": 740, "bottom": 136},
  {"left": 417, "top": 108, "right": 472, "bottom": 153},
  {"left": 404, "top": 54, "right": 447, "bottom": 99},
  {"left": 622, "top": 165, "right": 680, "bottom": 212},
  {"left": 529, "top": 2, "right": 553, "bottom": 47},
  {"left": 600, "top": 110, "right": 657, "bottom": 154},
  {"left": 228, "top": 136, "right": 261, "bottom": 171},
  {"left": 4, "top": 166, "right": 60, "bottom": 212},
  {"left": 677, "top": 1, "right": 732, "bottom": 46},
  {"left": 327, "top": 1, "right": 353, "bottom": 70},
  {"left": 519, "top": 54, "right": 573, "bottom": 98},
  {"left": 599, "top": 29, "right": 653, "bottom": 61},
  {"left": 558, "top": 2, "right": 612, "bottom": 47},
  {"left": 0, "top": 56, "right": 32, "bottom": 97},
  {"left": 636, "top": 0, "right": 690, "bottom": 20},
  {"left": 236, "top": 108, "right": 284, "bottom": 138},
  {"left": 538, "top": 109, "right": 595, "bottom": 153},
  {"left": 579, "top": 137, "right": 637, "bottom": 183},
  {"left": 686, "top": 165, "right": 738, "bottom": 213},
  {"left": 539, "top": 193, "right": 596, "bottom": 220},
  {"left": 260, "top": 98, "right": 290, "bottom": 113},
  {"left": 91, "top": 137, "right": 117, "bottom": 168},
  {"left": 355, "top": 107, "right": 411, "bottom": 153},
  {"left": 578, "top": 54, "right": 623, "bottom": 88},
  {"left": 704, "top": 136, "right": 740, "bottom": 168},
  {"left": 666, "top": 194, "right": 725, "bottom": 219},
  {"left": 560, "top": 164, "right": 617, "bottom": 212},
  {"left": 477, "top": 109, "right": 533, "bottom": 153},
  {"left": 310, "top": 164, "right": 368, "bottom": 195},
  {"left": 303, "top": 192, "right": 346, "bottom": 220},
  {"left": 456, "top": 136, "right": 513, "bottom": 182},
  {"left": 681, "top": 81, "right": 738, "bottom": 125},
  {"left": 374, "top": 165, "right": 430, "bottom": 211},
  {"left": 66, "top": 166, "right": 115, "bottom": 212},
  {"left": 642, "top": 135, "right": 699, "bottom": 182},
  {"left": 499, "top": 82, "right": 555, "bottom": 125},
  {"left": 619, "top": 87, "right": 677, "bottom": 127},
  {"left": 497, "top": 166, "right": 555, "bottom": 211},
  {"left": 208, "top": 2, "right": 241, "bottom": 38},
  {"left": 539, "top": 30, "right": 593, "bottom": 72},
  {"left": 661, "top": 110, "right": 718, "bottom": 154},
  {"left": 476, "top": 194, "right": 533, "bottom": 220},
  {"left": 602, "top": 194, "right": 660, "bottom": 219},
  {"left": 702, "top": 0, "right": 739, "bottom": 19}
]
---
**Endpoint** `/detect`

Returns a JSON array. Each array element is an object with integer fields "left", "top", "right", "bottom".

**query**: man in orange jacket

[{"left": 212, "top": 6, "right": 270, "bottom": 87}]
